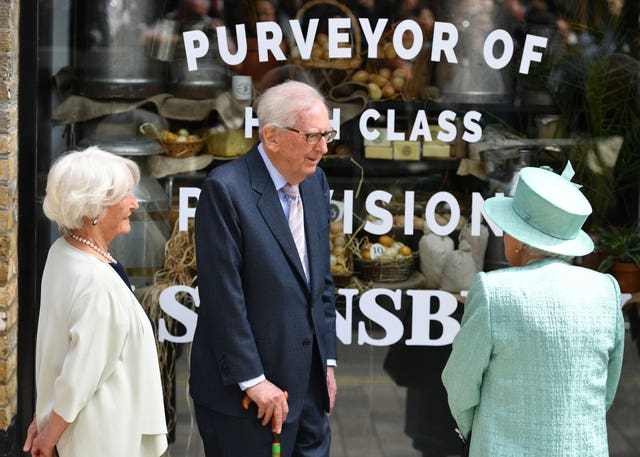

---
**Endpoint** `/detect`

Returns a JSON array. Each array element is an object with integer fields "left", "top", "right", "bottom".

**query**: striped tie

[{"left": 282, "top": 184, "right": 309, "bottom": 281}]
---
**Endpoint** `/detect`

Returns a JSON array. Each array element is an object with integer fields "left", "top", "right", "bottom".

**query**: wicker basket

[
  {"left": 332, "top": 273, "right": 353, "bottom": 288},
  {"left": 139, "top": 122, "right": 206, "bottom": 158},
  {"left": 355, "top": 253, "right": 417, "bottom": 283},
  {"left": 289, "top": 0, "right": 363, "bottom": 89},
  {"left": 159, "top": 138, "right": 206, "bottom": 158}
]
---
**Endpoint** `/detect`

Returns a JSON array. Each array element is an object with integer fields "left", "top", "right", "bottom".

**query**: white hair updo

[{"left": 43, "top": 146, "right": 140, "bottom": 234}]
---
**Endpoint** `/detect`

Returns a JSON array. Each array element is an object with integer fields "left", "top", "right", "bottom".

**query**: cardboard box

[
  {"left": 422, "top": 125, "right": 452, "bottom": 158},
  {"left": 421, "top": 142, "right": 451, "bottom": 158},
  {"left": 393, "top": 141, "right": 421, "bottom": 160},
  {"left": 364, "top": 145, "right": 393, "bottom": 160}
]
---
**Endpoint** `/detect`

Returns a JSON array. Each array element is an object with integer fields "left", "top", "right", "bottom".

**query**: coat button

[{"left": 302, "top": 339, "right": 311, "bottom": 347}]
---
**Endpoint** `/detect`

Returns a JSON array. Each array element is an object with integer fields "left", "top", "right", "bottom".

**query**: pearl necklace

[{"left": 68, "top": 232, "right": 116, "bottom": 263}]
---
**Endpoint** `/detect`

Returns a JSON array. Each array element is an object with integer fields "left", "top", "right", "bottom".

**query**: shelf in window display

[{"left": 52, "top": 92, "right": 246, "bottom": 125}]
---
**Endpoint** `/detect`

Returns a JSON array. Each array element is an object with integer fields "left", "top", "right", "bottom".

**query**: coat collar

[{"left": 246, "top": 148, "right": 314, "bottom": 291}]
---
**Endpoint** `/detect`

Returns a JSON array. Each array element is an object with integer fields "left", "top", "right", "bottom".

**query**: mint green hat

[{"left": 483, "top": 163, "right": 594, "bottom": 256}]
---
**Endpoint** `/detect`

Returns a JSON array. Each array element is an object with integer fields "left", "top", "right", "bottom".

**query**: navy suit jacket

[{"left": 190, "top": 146, "right": 337, "bottom": 418}]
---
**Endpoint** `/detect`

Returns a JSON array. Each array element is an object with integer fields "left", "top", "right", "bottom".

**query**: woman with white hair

[{"left": 23, "top": 146, "right": 167, "bottom": 457}]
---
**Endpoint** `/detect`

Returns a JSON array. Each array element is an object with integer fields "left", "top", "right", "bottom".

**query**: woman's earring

[{"left": 92, "top": 217, "right": 99, "bottom": 226}]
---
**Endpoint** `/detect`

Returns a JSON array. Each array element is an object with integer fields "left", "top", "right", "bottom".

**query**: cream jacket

[{"left": 35, "top": 237, "right": 167, "bottom": 457}]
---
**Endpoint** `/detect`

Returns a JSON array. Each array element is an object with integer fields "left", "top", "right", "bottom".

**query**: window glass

[{"left": 33, "top": 1, "right": 639, "bottom": 456}]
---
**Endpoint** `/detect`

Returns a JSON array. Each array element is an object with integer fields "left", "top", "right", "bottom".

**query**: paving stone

[{"left": 165, "top": 330, "right": 640, "bottom": 457}]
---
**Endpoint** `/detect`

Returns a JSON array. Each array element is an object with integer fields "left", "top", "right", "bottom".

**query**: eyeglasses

[{"left": 278, "top": 126, "right": 337, "bottom": 144}]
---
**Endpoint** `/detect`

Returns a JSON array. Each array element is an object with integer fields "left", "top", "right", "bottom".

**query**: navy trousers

[{"left": 194, "top": 345, "right": 331, "bottom": 457}]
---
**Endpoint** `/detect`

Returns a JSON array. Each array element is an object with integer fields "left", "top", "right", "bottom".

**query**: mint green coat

[{"left": 442, "top": 258, "right": 624, "bottom": 457}]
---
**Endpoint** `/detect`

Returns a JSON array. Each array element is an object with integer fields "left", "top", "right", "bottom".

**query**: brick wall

[{"left": 0, "top": 0, "right": 19, "bottom": 455}]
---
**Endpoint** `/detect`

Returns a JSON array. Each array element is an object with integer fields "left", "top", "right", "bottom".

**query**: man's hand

[
  {"left": 245, "top": 380, "right": 289, "bottom": 433},
  {"left": 327, "top": 366, "right": 337, "bottom": 415}
]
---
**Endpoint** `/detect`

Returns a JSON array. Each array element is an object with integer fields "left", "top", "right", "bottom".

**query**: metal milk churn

[
  {"left": 168, "top": 15, "right": 229, "bottom": 99},
  {"left": 436, "top": 0, "right": 514, "bottom": 104},
  {"left": 73, "top": 0, "right": 166, "bottom": 98}
]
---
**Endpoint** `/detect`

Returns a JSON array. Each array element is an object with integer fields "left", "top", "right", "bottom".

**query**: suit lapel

[
  {"left": 300, "top": 179, "right": 319, "bottom": 294},
  {"left": 247, "top": 150, "right": 310, "bottom": 290}
]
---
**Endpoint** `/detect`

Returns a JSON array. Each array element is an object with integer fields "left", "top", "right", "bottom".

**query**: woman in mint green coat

[{"left": 442, "top": 165, "right": 625, "bottom": 457}]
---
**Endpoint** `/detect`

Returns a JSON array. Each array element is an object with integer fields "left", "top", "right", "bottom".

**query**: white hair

[
  {"left": 43, "top": 146, "right": 140, "bottom": 234},
  {"left": 522, "top": 244, "right": 575, "bottom": 263},
  {"left": 255, "top": 80, "right": 327, "bottom": 140}
]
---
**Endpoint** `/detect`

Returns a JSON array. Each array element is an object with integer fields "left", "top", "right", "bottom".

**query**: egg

[
  {"left": 393, "top": 68, "right": 408, "bottom": 79},
  {"left": 330, "top": 221, "right": 344, "bottom": 234},
  {"left": 378, "top": 235, "right": 394, "bottom": 247},
  {"left": 367, "top": 83, "right": 382, "bottom": 100},
  {"left": 316, "top": 33, "right": 329, "bottom": 45},
  {"left": 384, "top": 43, "right": 397, "bottom": 59},
  {"left": 161, "top": 130, "right": 178, "bottom": 141},
  {"left": 391, "top": 76, "right": 405, "bottom": 91},
  {"left": 381, "top": 84, "right": 396, "bottom": 99},
  {"left": 333, "top": 234, "right": 347, "bottom": 247},
  {"left": 384, "top": 246, "right": 399, "bottom": 257},
  {"left": 378, "top": 67, "right": 392, "bottom": 80},
  {"left": 369, "top": 74, "right": 389, "bottom": 88},
  {"left": 352, "top": 70, "right": 369, "bottom": 84}
]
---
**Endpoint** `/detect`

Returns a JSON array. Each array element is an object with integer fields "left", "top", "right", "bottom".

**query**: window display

[{"left": 26, "top": 0, "right": 640, "bottom": 456}]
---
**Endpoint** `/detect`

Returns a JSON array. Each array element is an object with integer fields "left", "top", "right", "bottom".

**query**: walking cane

[{"left": 242, "top": 391, "right": 289, "bottom": 457}]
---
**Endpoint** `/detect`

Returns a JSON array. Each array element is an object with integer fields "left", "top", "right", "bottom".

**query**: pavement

[{"left": 165, "top": 327, "right": 640, "bottom": 457}]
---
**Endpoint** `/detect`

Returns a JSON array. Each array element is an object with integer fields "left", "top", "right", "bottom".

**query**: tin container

[{"left": 74, "top": 0, "right": 165, "bottom": 99}]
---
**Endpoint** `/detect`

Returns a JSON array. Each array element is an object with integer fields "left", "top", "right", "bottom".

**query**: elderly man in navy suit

[{"left": 190, "top": 80, "right": 338, "bottom": 457}]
